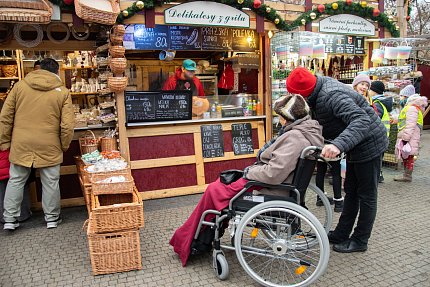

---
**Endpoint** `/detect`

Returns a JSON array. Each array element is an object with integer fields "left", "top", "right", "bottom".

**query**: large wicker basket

[
  {"left": 0, "top": 0, "right": 52, "bottom": 23},
  {"left": 74, "top": 0, "right": 120, "bottom": 26},
  {"left": 91, "top": 169, "right": 134, "bottom": 195},
  {"left": 108, "top": 76, "right": 128, "bottom": 93},
  {"left": 90, "top": 187, "right": 144, "bottom": 233},
  {"left": 87, "top": 222, "right": 142, "bottom": 275},
  {"left": 109, "top": 58, "right": 127, "bottom": 75},
  {"left": 79, "top": 130, "right": 99, "bottom": 155},
  {"left": 100, "top": 137, "right": 117, "bottom": 152}
]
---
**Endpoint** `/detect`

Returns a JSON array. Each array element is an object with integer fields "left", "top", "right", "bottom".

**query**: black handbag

[{"left": 219, "top": 169, "right": 244, "bottom": 185}]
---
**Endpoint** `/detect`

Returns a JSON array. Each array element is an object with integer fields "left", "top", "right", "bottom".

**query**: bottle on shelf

[
  {"left": 247, "top": 99, "right": 253, "bottom": 117},
  {"left": 252, "top": 100, "right": 257, "bottom": 116},
  {"left": 216, "top": 103, "right": 222, "bottom": 118},
  {"left": 211, "top": 102, "right": 217, "bottom": 118},
  {"left": 242, "top": 97, "right": 248, "bottom": 117},
  {"left": 256, "top": 100, "right": 262, "bottom": 116}
]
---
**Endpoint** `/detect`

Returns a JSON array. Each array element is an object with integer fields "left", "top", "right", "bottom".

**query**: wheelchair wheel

[
  {"left": 234, "top": 201, "right": 330, "bottom": 287},
  {"left": 302, "top": 183, "right": 333, "bottom": 233},
  {"left": 213, "top": 251, "right": 229, "bottom": 280}
]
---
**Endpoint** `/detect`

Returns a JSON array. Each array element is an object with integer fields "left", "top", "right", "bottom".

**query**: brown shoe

[{"left": 394, "top": 169, "right": 412, "bottom": 182}]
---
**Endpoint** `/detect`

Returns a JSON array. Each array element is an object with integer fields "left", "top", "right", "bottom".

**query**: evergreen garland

[{"left": 47, "top": 0, "right": 74, "bottom": 11}]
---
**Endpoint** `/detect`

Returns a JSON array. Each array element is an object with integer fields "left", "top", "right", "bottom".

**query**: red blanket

[{"left": 169, "top": 177, "right": 249, "bottom": 266}]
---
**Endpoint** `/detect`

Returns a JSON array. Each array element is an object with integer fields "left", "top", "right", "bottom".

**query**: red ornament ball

[
  {"left": 317, "top": 4, "right": 325, "bottom": 13},
  {"left": 346, "top": 0, "right": 353, "bottom": 5},
  {"left": 254, "top": 0, "right": 262, "bottom": 9},
  {"left": 373, "top": 8, "right": 380, "bottom": 17},
  {"left": 406, "top": 15, "right": 411, "bottom": 21},
  {"left": 63, "top": 0, "right": 73, "bottom": 5}
]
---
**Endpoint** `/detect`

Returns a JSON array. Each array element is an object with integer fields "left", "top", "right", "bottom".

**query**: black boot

[{"left": 334, "top": 198, "right": 344, "bottom": 213}]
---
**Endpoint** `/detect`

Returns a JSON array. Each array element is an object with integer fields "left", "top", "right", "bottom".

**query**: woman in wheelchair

[{"left": 170, "top": 93, "right": 324, "bottom": 267}]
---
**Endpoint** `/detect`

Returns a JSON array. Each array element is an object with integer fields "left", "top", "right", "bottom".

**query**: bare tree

[{"left": 408, "top": 0, "right": 430, "bottom": 35}]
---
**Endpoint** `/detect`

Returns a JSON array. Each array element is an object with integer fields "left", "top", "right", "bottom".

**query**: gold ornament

[
  {"left": 274, "top": 18, "right": 280, "bottom": 24},
  {"left": 136, "top": 1, "right": 144, "bottom": 10},
  {"left": 310, "top": 12, "right": 316, "bottom": 20},
  {"left": 388, "top": 15, "right": 394, "bottom": 22},
  {"left": 122, "top": 10, "right": 129, "bottom": 17},
  {"left": 237, "top": 0, "right": 244, "bottom": 4},
  {"left": 266, "top": 7, "right": 271, "bottom": 13},
  {"left": 301, "top": 19, "right": 307, "bottom": 25},
  {"left": 395, "top": 25, "right": 400, "bottom": 30},
  {"left": 360, "top": 1, "right": 367, "bottom": 8},
  {"left": 332, "top": 3, "right": 338, "bottom": 10}
]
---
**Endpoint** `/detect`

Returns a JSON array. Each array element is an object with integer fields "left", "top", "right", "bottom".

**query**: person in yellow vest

[
  {"left": 368, "top": 81, "right": 393, "bottom": 183},
  {"left": 394, "top": 94, "right": 428, "bottom": 182}
]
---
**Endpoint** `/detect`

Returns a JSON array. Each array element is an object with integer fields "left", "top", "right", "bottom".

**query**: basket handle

[{"left": 84, "top": 130, "right": 96, "bottom": 140}]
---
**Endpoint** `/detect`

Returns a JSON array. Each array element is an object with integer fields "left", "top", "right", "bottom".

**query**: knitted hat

[
  {"left": 352, "top": 74, "right": 371, "bottom": 87},
  {"left": 370, "top": 81, "right": 385, "bottom": 95},
  {"left": 406, "top": 94, "right": 428, "bottom": 109},
  {"left": 399, "top": 85, "right": 415, "bottom": 98},
  {"left": 274, "top": 94, "right": 310, "bottom": 121},
  {"left": 286, "top": 67, "right": 317, "bottom": 98}
]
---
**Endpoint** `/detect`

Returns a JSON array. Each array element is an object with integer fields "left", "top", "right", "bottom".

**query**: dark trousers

[
  {"left": 333, "top": 155, "right": 381, "bottom": 245},
  {"left": 315, "top": 160, "right": 342, "bottom": 200}
]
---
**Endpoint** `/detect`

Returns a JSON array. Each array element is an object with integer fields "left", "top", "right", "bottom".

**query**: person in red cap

[{"left": 286, "top": 67, "right": 388, "bottom": 253}]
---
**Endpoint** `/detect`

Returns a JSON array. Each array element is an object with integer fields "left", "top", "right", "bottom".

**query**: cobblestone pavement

[{"left": 1, "top": 131, "right": 430, "bottom": 287}]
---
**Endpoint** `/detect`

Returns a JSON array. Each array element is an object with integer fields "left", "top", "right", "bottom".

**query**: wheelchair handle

[{"left": 300, "top": 146, "right": 322, "bottom": 159}]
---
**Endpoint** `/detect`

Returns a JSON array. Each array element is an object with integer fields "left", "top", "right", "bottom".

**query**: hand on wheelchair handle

[{"left": 321, "top": 144, "right": 341, "bottom": 159}]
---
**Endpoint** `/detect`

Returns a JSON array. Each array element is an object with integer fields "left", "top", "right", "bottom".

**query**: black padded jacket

[{"left": 306, "top": 76, "right": 388, "bottom": 163}]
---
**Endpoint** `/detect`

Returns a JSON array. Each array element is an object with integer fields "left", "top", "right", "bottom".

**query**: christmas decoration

[
  {"left": 346, "top": 0, "right": 352, "bottom": 5},
  {"left": 266, "top": 7, "right": 271, "bottom": 13},
  {"left": 318, "top": 4, "right": 325, "bottom": 13},
  {"left": 373, "top": 8, "right": 380, "bottom": 17},
  {"left": 274, "top": 18, "right": 280, "bottom": 25},
  {"left": 406, "top": 15, "right": 411, "bottom": 21},
  {"left": 63, "top": 0, "right": 73, "bottom": 5},
  {"left": 331, "top": 3, "right": 338, "bottom": 10},
  {"left": 301, "top": 19, "right": 306, "bottom": 25},
  {"left": 395, "top": 25, "right": 399, "bottom": 30},
  {"left": 360, "top": 1, "right": 367, "bottom": 8},
  {"left": 310, "top": 12, "right": 316, "bottom": 20},
  {"left": 388, "top": 15, "right": 394, "bottom": 22},
  {"left": 237, "top": 0, "right": 244, "bottom": 4},
  {"left": 122, "top": 10, "right": 129, "bottom": 17},
  {"left": 253, "top": 0, "right": 261, "bottom": 9},
  {"left": 136, "top": 1, "right": 145, "bottom": 9}
]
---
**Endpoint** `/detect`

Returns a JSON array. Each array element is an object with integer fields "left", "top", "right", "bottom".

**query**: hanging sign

[
  {"left": 319, "top": 14, "right": 375, "bottom": 36},
  {"left": 164, "top": 1, "right": 250, "bottom": 28}
]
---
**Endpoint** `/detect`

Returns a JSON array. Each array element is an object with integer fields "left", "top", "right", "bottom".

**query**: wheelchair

[{"left": 194, "top": 146, "right": 332, "bottom": 287}]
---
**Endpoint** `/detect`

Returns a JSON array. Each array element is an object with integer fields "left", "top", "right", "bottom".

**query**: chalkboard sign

[
  {"left": 354, "top": 36, "right": 365, "bottom": 54},
  {"left": 201, "top": 124, "right": 224, "bottom": 158},
  {"left": 169, "top": 26, "right": 202, "bottom": 50},
  {"left": 231, "top": 123, "right": 254, "bottom": 155},
  {"left": 231, "top": 28, "right": 259, "bottom": 52},
  {"left": 344, "top": 36, "right": 355, "bottom": 54},
  {"left": 201, "top": 27, "right": 232, "bottom": 50},
  {"left": 133, "top": 25, "right": 169, "bottom": 50},
  {"left": 125, "top": 90, "right": 192, "bottom": 123}
]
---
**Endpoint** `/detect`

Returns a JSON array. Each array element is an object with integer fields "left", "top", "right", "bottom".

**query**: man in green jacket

[{"left": 0, "top": 58, "right": 75, "bottom": 231}]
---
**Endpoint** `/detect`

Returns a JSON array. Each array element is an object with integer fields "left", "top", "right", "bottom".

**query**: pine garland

[{"left": 47, "top": 0, "right": 74, "bottom": 11}]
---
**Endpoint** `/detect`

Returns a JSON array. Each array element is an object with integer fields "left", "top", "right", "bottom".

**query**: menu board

[
  {"left": 334, "top": 36, "right": 345, "bottom": 53},
  {"left": 201, "top": 27, "right": 232, "bottom": 50},
  {"left": 201, "top": 124, "right": 224, "bottom": 158},
  {"left": 231, "top": 28, "right": 259, "bottom": 52},
  {"left": 169, "top": 26, "right": 202, "bottom": 50},
  {"left": 355, "top": 36, "right": 365, "bottom": 54},
  {"left": 344, "top": 36, "right": 355, "bottom": 54},
  {"left": 133, "top": 25, "right": 169, "bottom": 50},
  {"left": 231, "top": 123, "right": 254, "bottom": 155},
  {"left": 125, "top": 91, "right": 192, "bottom": 123}
]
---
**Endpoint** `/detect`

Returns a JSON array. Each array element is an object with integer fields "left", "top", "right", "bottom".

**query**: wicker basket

[
  {"left": 112, "top": 25, "right": 125, "bottom": 37},
  {"left": 91, "top": 170, "right": 134, "bottom": 195},
  {"left": 79, "top": 130, "right": 99, "bottom": 155},
  {"left": 109, "top": 46, "right": 125, "bottom": 58},
  {"left": 109, "top": 58, "right": 127, "bottom": 75},
  {"left": 108, "top": 77, "right": 128, "bottom": 93},
  {"left": 0, "top": 0, "right": 52, "bottom": 23},
  {"left": 2, "top": 65, "right": 17, "bottom": 77},
  {"left": 98, "top": 88, "right": 112, "bottom": 95},
  {"left": 87, "top": 222, "right": 142, "bottom": 275},
  {"left": 100, "top": 137, "right": 117, "bottom": 152},
  {"left": 90, "top": 188, "right": 144, "bottom": 233},
  {"left": 74, "top": 0, "right": 120, "bottom": 26},
  {"left": 109, "top": 34, "right": 123, "bottom": 46}
]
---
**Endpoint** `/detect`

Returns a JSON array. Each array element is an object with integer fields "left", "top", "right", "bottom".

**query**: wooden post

[{"left": 115, "top": 91, "right": 130, "bottom": 162}]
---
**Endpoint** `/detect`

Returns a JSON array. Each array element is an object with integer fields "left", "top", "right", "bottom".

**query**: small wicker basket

[
  {"left": 112, "top": 25, "right": 125, "bottom": 37},
  {"left": 74, "top": 0, "right": 120, "bottom": 26},
  {"left": 79, "top": 130, "right": 99, "bottom": 155},
  {"left": 109, "top": 34, "right": 123, "bottom": 46},
  {"left": 109, "top": 46, "right": 125, "bottom": 58},
  {"left": 108, "top": 76, "right": 128, "bottom": 93},
  {"left": 100, "top": 137, "right": 117, "bottom": 152},
  {"left": 109, "top": 58, "right": 127, "bottom": 75}
]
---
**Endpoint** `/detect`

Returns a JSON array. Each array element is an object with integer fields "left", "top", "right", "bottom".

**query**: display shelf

[
  {"left": 0, "top": 77, "right": 19, "bottom": 80},
  {"left": 62, "top": 66, "right": 97, "bottom": 70},
  {"left": 74, "top": 124, "right": 115, "bottom": 131},
  {"left": 71, "top": 92, "right": 99, "bottom": 96}
]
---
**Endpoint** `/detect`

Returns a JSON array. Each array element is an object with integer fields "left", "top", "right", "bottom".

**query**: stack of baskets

[
  {"left": 78, "top": 130, "right": 118, "bottom": 155},
  {"left": 108, "top": 24, "right": 128, "bottom": 93},
  {"left": 75, "top": 157, "right": 144, "bottom": 275}
]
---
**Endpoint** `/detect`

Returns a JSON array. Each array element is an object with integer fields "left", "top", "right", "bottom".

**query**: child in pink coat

[{"left": 394, "top": 95, "right": 428, "bottom": 182}]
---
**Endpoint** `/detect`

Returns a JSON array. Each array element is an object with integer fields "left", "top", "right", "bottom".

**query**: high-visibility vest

[
  {"left": 398, "top": 105, "right": 423, "bottom": 132},
  {"left": 373, "top": 100, "right": 390, "bottom": 137}
]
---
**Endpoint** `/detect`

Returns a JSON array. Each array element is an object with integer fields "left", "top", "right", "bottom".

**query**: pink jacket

[{"left": 397, "top": 96, "right": 428, "bottom": 155}]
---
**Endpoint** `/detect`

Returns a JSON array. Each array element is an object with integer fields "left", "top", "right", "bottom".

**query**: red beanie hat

[{"left": 286, "top": 67, "right": 317, "bottom": 98}]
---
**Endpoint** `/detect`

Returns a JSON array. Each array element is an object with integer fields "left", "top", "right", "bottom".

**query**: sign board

[
  {"left": 125, "top": 91, "right": 192, "bottom": 123},
  {"left": 168, "top": 26, "right": 202, "bottom": 50},
  {"left": 165, "top": 1, "right": 250, "bottom": 28},
  {"left": 354, "top": 36, "right": 365, "bottom": 54},
  {"left": 133, "top": 25, "right": 169, "bottom": 50},
  {"left": 231, "top": 28, "right": 258, "bottom": 52},
  {"left": 201, "top": 27, "right": 232, "bottom": 50},
  {"left": 319, "top": 14, "right": 375, "bottom": 36},
  {"left": 201, "top": 124, "right": 225, "bottom": 158},
  {"left": 231, "top": 123, "right": 254, "bottom": 155}
]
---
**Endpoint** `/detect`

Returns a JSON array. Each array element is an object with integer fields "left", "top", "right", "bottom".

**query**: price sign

[
  {"left": 201, "top": 124, "right": 225, "bottom": 158},
  {"left": 133, "top": 25, "right": 169, "bottom": 50},
  {"left": 231, "top": 123, "right": 254, "bottom": 155}
]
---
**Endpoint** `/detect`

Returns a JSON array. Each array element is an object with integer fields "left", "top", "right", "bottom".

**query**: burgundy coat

[{"left": 0, "top": 149, "right": 10, "bottom": 180}]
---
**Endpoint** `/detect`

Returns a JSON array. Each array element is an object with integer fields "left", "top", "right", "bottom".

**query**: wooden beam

[
  {"left": 193, "top": 133, "right": 206, "bottom": 186},
  {"left": 130, "top": 155, "right": 196, "bottom": 169},
  {"left": 203, "top": 151, "right": 257, "bottom": 163},
  {"left": 139, "top": 185, "right": 207, "bottom": 200}
]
